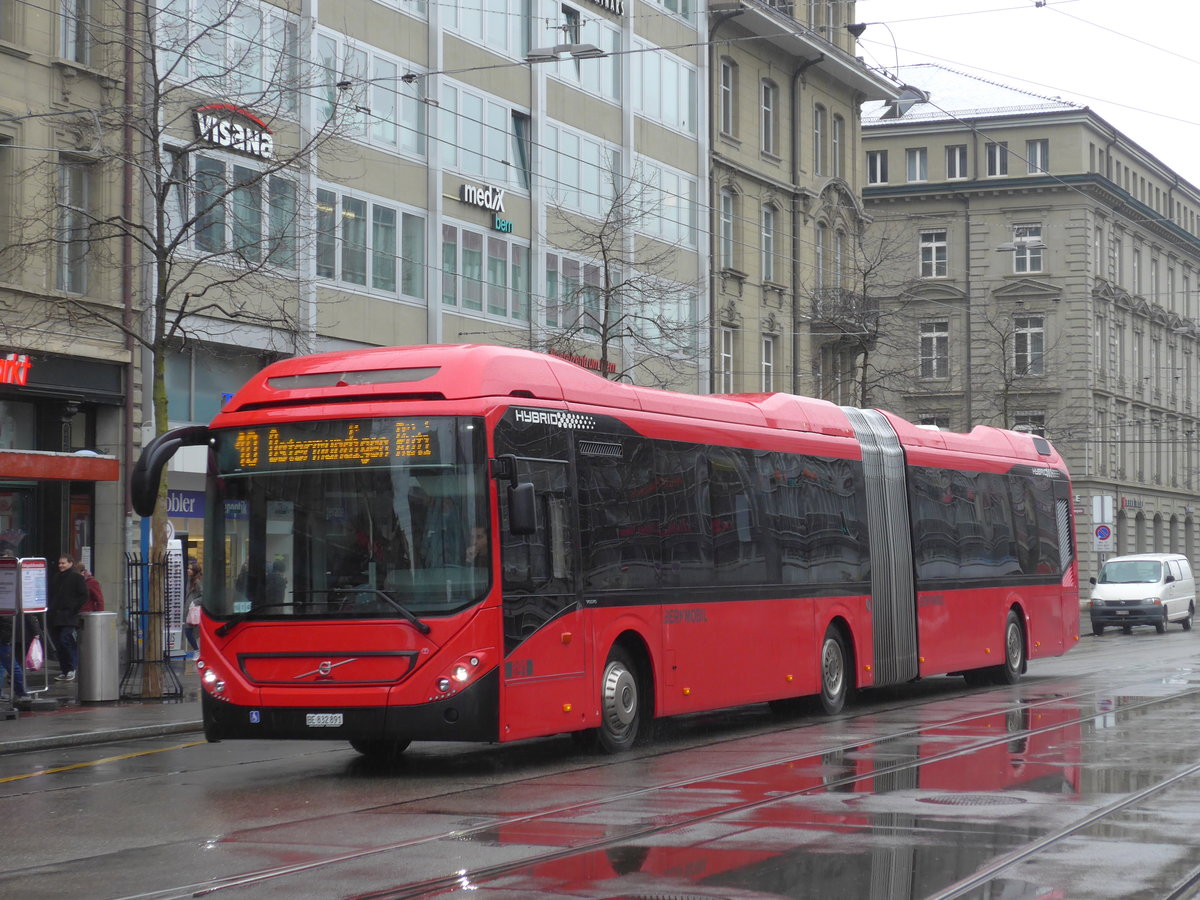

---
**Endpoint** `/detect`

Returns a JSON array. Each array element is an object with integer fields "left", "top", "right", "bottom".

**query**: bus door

[{"left": 494, "top": 411, "right": 588, "bottom": 741}]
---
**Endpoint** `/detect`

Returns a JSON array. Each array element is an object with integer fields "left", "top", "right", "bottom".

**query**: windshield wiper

[
  {"left": 332, "top": 588, "right": 432, "bottom": 635},
  {"left": 214, "top": 603, "right": 297, "bottom": 637}
]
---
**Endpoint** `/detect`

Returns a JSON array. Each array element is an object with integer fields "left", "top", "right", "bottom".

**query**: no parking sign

[{"left": 1094, "top": 524, "right": 1113, "bottom": 552}]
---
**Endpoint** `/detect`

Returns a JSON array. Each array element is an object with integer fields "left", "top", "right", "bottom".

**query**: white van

[{"left": 1088, "top": 553, "right": 1196, "bottom": 635}]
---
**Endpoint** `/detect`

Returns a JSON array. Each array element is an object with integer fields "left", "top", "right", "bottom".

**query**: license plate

[
  {"left": 1116, "top": 610, "right": 1129, "bottom": 615},
  {"left": 306, "top": 713, "right": 344, "bottom": 727}
]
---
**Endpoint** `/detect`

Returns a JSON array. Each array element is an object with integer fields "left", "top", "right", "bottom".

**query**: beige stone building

[
  {"left": 861, "top": 64, "right": 1200, "bottom": 576},
  {"left": 0, "top": 1, "right": 127, "bottom": 590},
  {"left": 708, "top": 0, "right": 899, "bottom": 394}
]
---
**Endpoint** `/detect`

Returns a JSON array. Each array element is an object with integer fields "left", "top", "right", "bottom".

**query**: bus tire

[
  {"left": 597, "top": 646, "right": 642, "bottom": 754},
  {"left": 818, "top": 627, "right": 851, "bottom": 715},
  {"left": 994, "top": 610, "right": 1025, "bottom": 685},
  {"left": 350, "top": 739, "right": 411, "bottom": 762}
]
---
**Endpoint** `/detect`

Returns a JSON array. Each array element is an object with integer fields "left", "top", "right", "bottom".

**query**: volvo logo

[{"left": 295, "top": 658, "right": 356, "bottom": 680}]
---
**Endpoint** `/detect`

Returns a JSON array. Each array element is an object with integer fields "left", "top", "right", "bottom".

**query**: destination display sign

[{"left": 219, "top": 418, "right": 438, "bottom": 473}]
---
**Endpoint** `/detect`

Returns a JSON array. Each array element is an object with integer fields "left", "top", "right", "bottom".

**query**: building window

[
  {"left": 633, "top": 154, "right": 697, "bottom": 247},
  {"left": 919, "top": 320, "right": 949, "bottom": 378},
  {"left": 946, "top": 144, "right": 967, "bottom": 179},
  {"left": 1013, "top": 223, "right": 1043, "bottom": 273},
  {"left": 60, "top": 0, "right": 90, "bottom": 64},
  {"left": 166, "top": 344, "right": 273, "bottom": 425},
  {"left": 1027, "top": 139, "right": 1048, "bottom": 174},
  {"left": 719, "top": 58, "right": 736, "bottom": 136},
  {"left": 160, "top": 1, "right": 301, "bottom": 115},
  {"left": 906, "top": 147, "right": 928, "bottom": 182},
  {"left": 719, "top": 327, "right": 734, "bottom": 393},
  {"left": 761, "top": 80, "right": 778, "bottom": 155},
  {"left": 57, "top": 160, "right": 90, "bottom": 294},
  {"left": 832, "top": 115, "right": 844, "bottom": 178},
  {"left": 719, "top": 189, "right": 735, "bottom": 270},
  {"left": 318, "top": 32, "right": 425, "bottom": 155},
  {"left": 919, "top": 229, "right": 947, "bottom": 277},
  {"left": 633, "top": 40, "right": 692, "bottom": 131},
  {"left": 815, "top": 223, "right": 827, "bottom": 291},
  {"left": 986, "top": 141, "right": 1008, "bottom": 176},
  {"left": 440, "top": 85, "right": 530, "bottom": 188},
  {"left": 543, "top": 123, "right": 620, "bottom": 219},
  {"left": 761, "top": 204, "right": 776, "bottom": 283},
  {"left": 762, "top": 334, "right": 775, "bottom": 392},
  {"left": 179, "top": 154, "right": 297, "bottom": 269},
  {"left": 866, "top": 150, "right": 888, "bottom": 184},
  {"left": 1014, "top": 315, "right": 1045, "bottom": 376},
  {"left": 545, "top": 252, "right": 604, "bottom": 333},
  {"left": 813, "top": 105, "right": 826, "bottom": 175},
  {"left": 1013, "top": 411, "right": 1046, "bottom": 436},
  {"left": 316, "top": 187, "right": 424, "bottom": 298}
]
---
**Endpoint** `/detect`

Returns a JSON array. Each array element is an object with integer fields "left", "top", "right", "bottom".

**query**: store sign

[
  {"left": 0, "top": 353, "right": 31, "bottom": 386},
  {"left": 493, "top": 215, "right": 514, "bottom": 233},
  {"left": 460, "top": 182, "right": 506, "bottom": 213},
  {"left": 166, "top": 489, "right": 205, "bottom": 518},
  {"left": 194, "top": 104, "right": 274, "bottom": 160}
]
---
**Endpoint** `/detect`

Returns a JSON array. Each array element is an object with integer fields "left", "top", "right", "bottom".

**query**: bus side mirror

[
  {"left": 130, "top": 425, "right": 210, "bottom": 517},
  {"left": 508, "top": 482, "right": 537, "bottom": 535}
]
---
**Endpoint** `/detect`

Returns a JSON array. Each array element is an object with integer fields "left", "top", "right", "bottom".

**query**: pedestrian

[
  {"left": 74, "top": 561, "right": 105, "bottom": 612},
  {"left": 183, "top": 558, "right": 202, "bottom": 658},
  {"left": 48, "top": 554, "right": 87, "bottom": 681},
  {"left": 0, "top": 613, "right": 31, "bottom": 702}
]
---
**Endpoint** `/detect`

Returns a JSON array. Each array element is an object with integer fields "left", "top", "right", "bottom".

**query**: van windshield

[{"left": 1098, "top": 560, "right": 1163, "bottom": 584}]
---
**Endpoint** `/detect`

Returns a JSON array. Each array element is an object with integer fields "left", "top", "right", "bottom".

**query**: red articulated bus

[{"left": 131, "top": 344, "right": 1079, "bottom": 760}]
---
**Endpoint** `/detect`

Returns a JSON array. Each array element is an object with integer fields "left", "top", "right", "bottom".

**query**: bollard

[{"left": 78, "top": 611, "right": 119, "bottom": 702}]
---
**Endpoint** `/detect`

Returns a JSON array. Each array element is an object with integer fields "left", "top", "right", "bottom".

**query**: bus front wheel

[
  {"left": 994, "top": 610, "right": 1025, "bottom": 685},
  {"left": 818, "top": 627, "right": 852, "bottom": 715},
  {"left": 597, "top": 647, "right": 642, "bottom": 753}
]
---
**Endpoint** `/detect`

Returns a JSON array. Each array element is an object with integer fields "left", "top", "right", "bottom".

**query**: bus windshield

[{"left": 203, "top": 416, "right": 490, "bottom": 621}]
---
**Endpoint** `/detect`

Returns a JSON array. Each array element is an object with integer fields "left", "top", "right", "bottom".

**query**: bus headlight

[{"left": 432, "top": 653, "right": 489, "bottom": 698}]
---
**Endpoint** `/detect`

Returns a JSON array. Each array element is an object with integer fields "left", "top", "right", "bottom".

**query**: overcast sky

[{"left": 856, "top": 0, "right": 1200, "bottom": 186}]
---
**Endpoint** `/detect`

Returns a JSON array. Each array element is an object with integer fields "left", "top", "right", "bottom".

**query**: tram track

[{"left": 120, "top": 662, "right": 1200, "bottom": 900}]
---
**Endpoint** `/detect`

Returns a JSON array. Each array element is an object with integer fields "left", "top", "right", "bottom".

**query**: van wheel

[
  {"left": 1183, "top": 605, "right": 1194, "bottom": 631},
  {"left": 597, "top": 646, "right": 642, "bottom": 753},
  {"left": 1121, "top": 625, "right": 1133, "bottom": 635},
  {"left": 1092, "top": 623, "right": 1105, "bottom": 636},
  {"left": 1156, "top": 611, "right": 1168, "bottom": 634},
  {"left": 818, "top": 627, "right": 852, "bottom": 715}
]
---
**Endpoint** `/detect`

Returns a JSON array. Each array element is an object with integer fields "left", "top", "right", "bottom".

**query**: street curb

[{"left": 0, "top": 720, "right": 204, "bottom": 756}]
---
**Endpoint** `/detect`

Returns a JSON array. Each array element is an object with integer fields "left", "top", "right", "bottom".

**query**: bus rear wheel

[
  {"left": 597, "top": 647, "right": 642, "bottom": 753},
  {"left": 818, "top": 627, "right": 852, "bottom": 715},
  {"left": 350, "top": 739, "right": 411, "bottom": 762}
]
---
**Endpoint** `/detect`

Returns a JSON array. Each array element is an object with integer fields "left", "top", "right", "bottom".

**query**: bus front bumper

[{"left": 201, "top": 667, "right": 500, "bottom": 744}]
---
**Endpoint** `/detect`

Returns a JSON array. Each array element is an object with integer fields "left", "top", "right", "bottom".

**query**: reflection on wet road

[{"left": 3, "top": 640, "right": 1200, "bottom": 900}]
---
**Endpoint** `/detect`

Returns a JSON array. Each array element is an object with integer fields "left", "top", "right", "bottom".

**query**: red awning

[{"left": 0, "top": 450, "right": 119, "bottom": 482}]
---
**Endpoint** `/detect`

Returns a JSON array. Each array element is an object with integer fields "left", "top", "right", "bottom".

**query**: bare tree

[
  {"left": 805, "top": 222, "right": 931, "bottom": 408},
  {"left": 0, "top": 0, "right": 363, "bottom": 693},
  {"left": 533, "top": 159, "right": 703, "bottom": 387}
]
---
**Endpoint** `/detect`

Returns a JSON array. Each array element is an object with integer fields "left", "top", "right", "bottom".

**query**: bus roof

[{"left": 215, "top": 344, "right": 1062, "bottom": 467}]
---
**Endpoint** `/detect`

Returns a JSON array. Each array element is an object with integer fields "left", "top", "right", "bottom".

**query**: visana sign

[
  {"left": 459, "top": 183, "right": 506, "bottom": 213},
  {"left": 194, "top": 104, "right": 274, "bottom": 160}
]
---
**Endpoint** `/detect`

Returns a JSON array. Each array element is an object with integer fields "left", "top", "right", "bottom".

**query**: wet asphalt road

[{"left": 1, "top": 627, "right": 1198, "bottom": 900}]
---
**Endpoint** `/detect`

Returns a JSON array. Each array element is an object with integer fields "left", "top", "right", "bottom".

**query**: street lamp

[{"left": 526, "top": 43, "right": 606, "bottom": 63}]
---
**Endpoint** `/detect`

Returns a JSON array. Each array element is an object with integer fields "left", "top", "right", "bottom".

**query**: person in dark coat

[{"left": 48, "top": 554, "right": 88, "bottom": 681}]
